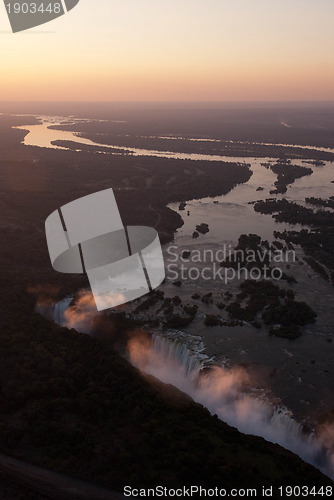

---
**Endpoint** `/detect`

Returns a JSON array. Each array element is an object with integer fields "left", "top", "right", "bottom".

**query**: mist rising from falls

[
  {"left": 53, "top": 297, "right": 73, "bottom": 327},
  {"left": 52, "top": 292, "right": 97, "bottom": 334},
  {"left": 152, "top": 334, "right": 204, "bottom": 378},
  {"left": 50, "top": 296, "right": 334, "bottom": 480},
  {"left": 128, "top": 334, "right": 334, "bottom": 480}
]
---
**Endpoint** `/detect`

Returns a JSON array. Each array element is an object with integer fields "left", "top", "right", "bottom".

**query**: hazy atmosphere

[
  {"left": 0, "top": 1, "right": 334, "bottom": 498},
  {"left": 1, "top": 0, "right": 334, "bottom": 101}
]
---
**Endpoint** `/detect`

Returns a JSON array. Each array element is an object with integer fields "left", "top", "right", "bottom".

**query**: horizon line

[{"left": 1, "top": 100, "right": 334, "bottom": 104}]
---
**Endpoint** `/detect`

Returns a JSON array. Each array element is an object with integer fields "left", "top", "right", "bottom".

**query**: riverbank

[{"left": 0, "top": 110, "right": 333, "bottom": 493}]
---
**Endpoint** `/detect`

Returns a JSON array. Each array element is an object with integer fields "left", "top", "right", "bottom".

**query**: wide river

[{"left": 17, "top": 115, "right": 334, "bottom": 426}]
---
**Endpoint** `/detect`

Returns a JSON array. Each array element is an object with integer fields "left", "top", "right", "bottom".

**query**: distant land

[{"left": 0, "top": 104, "right": 333, "bottom": 496}]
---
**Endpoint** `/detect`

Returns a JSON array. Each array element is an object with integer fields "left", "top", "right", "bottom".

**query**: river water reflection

[{"left": 17, "top": 116, "right": 334, "bottom": 423}]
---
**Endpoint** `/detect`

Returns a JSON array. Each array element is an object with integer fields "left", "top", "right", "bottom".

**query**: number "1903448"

[{"left": 6, "top": 3, "right": 62, "bottom": 14}]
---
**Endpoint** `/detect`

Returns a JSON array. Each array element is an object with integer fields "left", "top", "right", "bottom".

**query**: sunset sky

[{"left": 1, "top": 0, "right": 333, "bottom": 101}]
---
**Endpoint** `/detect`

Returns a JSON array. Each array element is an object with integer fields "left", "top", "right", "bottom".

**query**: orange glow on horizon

[{"left": 0, "top": 0, "right": 333, "bottom": 102}]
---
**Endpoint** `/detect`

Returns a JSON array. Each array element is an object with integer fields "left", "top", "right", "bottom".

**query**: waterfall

[
  {"left": 53, "top": 297, "right": 73, "bottom": 327},
  {"left": 49, "top": 298, "right": 334, "bottom": 480},
  {"left": 152, "top": 334, "right": 204, "bottom": 379},
  {"left": 52, "top": 291, "right": 96, "bottom": 334},
  {"left": 129, "top": 333, "right": 334, "bottom": 480}
]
